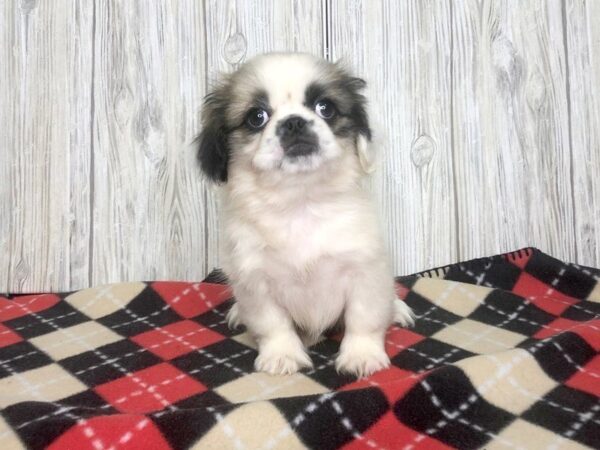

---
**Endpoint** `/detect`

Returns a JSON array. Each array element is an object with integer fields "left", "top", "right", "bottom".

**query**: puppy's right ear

[{"left": 196, "top": 90, "right": 230, "bottom": 183}]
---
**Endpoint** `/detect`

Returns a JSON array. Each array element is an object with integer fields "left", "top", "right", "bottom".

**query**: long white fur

[{"left": 214, "top": 54, "right": 414, "bottom": 378}]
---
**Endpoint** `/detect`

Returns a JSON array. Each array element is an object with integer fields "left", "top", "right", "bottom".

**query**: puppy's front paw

[
  {"left": 335, "top": 335, "right": 390, "bottom": 378},
  {"left": 255, "top": 338, "right": 313, "bottom": 375},
  {"left": 394, "top": 299, "right": 415, "bottom": 327}
]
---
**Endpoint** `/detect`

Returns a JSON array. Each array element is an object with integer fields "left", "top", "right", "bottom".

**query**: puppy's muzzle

[{"left": 277, "top": 115, "right": 319, "bottom": 158}]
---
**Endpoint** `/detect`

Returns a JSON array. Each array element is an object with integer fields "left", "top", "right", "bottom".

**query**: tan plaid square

[
  {"left": 433, "top": 318, "right": 526, "bottom": 354},
  {"left": 65, "top": 282, "right": 146, "bottom": 319},
  {"left": 0, "top": 416, "right": 24, "bottom": 450},
  {"left": 191, "top": 401, "right": 306, "bottom": 449},
  {"left": 587, "top": 282, "right": 600, "bottom": 302},
  {"left": 455, "top": 349, "right": 557, "bottom": 414},
  {"left": 30, "top": 321, "right": 122, "bottom": 361},
  {"left": 0, "top": 364, "right": 87, "bottom": 408},
  {"left": 486, "top": 418, "right": 589, "bottom": 450},
  {"left": 413, "top": 279, "right": 492, "bottom": 316},
  {"left": 216, "top": 372, "right": 328, "bottom": 403}
]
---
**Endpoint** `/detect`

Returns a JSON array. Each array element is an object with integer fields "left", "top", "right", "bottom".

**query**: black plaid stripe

[
  {"left": 525, "top": 252, "right": 598, "bottom": 299},
  {"left": 445, "top": 257, "right": 525, "bottom": 290},
  {"left": 394, "top": 365, "right": 515, "bottom": 449},
  {"left": 3, "top": 302, "right": 90, "bottom": 339},
  {"left": 519, "top": 332, "right": 596, "bottom": 383},
  {"left": 192, "top": 299, "right": 238, "bottom": 337},
  {"left": 560, "top": 300, "right": 600, "bottom": 321},
  {"left": 0, "top": 341, "right": 53, "bottom": 378},
  {"left": 2, "top": 401, "right": 80, "bottom": 449},
  {"left": 170, "top": 339, "right": 256, "bottom": 389},
  {"left": 274, "top": 388, "right": 389, "bottom": 450},
  {"left": 468, "top": 289, "right": 556, "bottom": 335},
  {"left": 392, "top": 338, "right": 476, "bottom": 373},
  {"left": 404, "top": 290, "right": 464, "bottom": 336},
  {"left": 302, "top": 339, "right": 355, "bottom": 390},
  {"left": 97, "top": 286, "right": 183, "bottom": 337},
  {"left": 522, "top": 386, "right": 600, "bottom": 448},
  {"left": 151, "top": 396, "right": 236, "bottom": 450},
  {"left": 59, "top": 338, "right": 163, "bottom": 387}
]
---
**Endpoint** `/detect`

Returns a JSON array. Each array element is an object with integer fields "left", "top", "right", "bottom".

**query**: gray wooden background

[{"left": 1, "top": 0, "right": 599, "bottom": 293}]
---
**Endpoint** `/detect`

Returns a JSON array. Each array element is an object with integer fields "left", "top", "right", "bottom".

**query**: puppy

[{"left": 196, "top": 53, "right": 414, "bottom": 378}]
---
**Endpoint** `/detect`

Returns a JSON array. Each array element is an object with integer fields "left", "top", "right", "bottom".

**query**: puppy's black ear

[
  {"left": 342, "top": 75, "right": 374, "bottom": 172},
  {"left": 196, "top": 89, "right": 230, "bottom": 183},
  {"left": 343, "top": 77, "right": 372, "bottom": 142}
]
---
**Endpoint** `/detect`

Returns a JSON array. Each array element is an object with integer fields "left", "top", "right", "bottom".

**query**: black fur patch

[
  {"left": 303, "top": 75, "right": 371, "bottom": 142},
  {"left": 195, "top": 89, "right": 231, "bottom": 183}
]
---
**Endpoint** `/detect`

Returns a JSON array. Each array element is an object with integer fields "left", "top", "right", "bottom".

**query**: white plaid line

[
  {"left": 105, "top": 283, "right": 229, "bottom": 331},
  {"left": 0, "top": 295, "right": 44, "bottom": 314},
  {"left": 8, "top": 299, "right": 178, "bottom": 418},
  {"left": 402, "top": 340, "right": 578, "bottom": 450},
  {"left": 105, "top": 295, "right": 273, "bottom": 400},
  {"left": 420, "top": 314, "right": 520, "bottom": 350},
  {"left": 0, "top": 356, "right": 103, "bottom": 449},
  {"left": 460, "top": 263, "right": 600, "bottom": 317},
  {"left": 0, "top": 310, "right": 80, "bottom": 336},
  {"left": 106, "top": 417, "right": 149, "bottom": 450},
  {"left": 568, "top": 263, "right": 600, "bottom": 282},
  {"left": 403, "top": 379, "right": 519, "bottom": 450},
  {"left": 332, "top": 399, "right": 385, "bottom": 450},
  {"left": 552, "top": 341, "right": 600, "bottom": 379},
  {"left": 4, "top": 345, "right": 254, "bottom": 436},
  {"left": 458, "top": 261, "right": 496, "bottom": 287},
  {"left": 0, "top": 284, "right": 145, "bottom": 338},
  {"left": 386, "top": 326, "right": 462, "bottom": 370},
  {"left": 453, "top": 283, "right": 600, "bottom": 338},
  {"left": 513, "top": 338, "right": 600, "bottom": 426},
  {"left": 263, "top": 392, "right": 335, "bottom": 449},
  {"left": 563, "top": 402, "right": 600, "bottom": 441},
  {"left": 206, "top": 406, "right": 246, "bottom": 450},
  {"left": 79, "top": 418, "right": 106, "bottom": 450},
  {"left": 412, "top": 281, "right": 465, "bottom": 322}
]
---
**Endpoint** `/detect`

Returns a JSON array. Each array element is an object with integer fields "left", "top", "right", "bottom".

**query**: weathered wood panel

[
  {"left": 91, "top": 1, "right": 208, "bottom": 285},
  {"left": 451, "top": 0, "right": 575, "bottom": 263},
  {"left": 2, "top": 0, "right": 599, "bottom": 291},
  {"left": 566, "top": 0, "right": 600, "bottom": 267},
  {"left": 328, "top": 0, "right": 457, "bottom": 275},
  {"left": 1, "top": 1, "right": 94, "bottom": 292}
]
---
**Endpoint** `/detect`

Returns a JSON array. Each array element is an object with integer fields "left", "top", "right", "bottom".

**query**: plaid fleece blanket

[{"left": 0, "top": 248, "right": 599, "bottom": 449}]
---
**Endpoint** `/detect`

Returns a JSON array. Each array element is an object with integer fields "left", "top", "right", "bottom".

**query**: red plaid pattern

[{"left": 0, "top": 248, "right": 598, "bottom": 449}]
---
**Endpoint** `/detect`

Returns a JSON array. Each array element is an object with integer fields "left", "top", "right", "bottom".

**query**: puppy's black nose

[{"left": 279, "top": 115, "right": 307, "bottom": 136}]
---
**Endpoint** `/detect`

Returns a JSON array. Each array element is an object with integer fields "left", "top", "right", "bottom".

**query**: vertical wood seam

[
  {"left": 449, "top": 0, "right": 460, "bottom": 261},
  {"left": 561, "top": 0, "right": 578, "bottom": 261},
  {"left": 87, "top": 0, "right": 97, "bottom": 288}
]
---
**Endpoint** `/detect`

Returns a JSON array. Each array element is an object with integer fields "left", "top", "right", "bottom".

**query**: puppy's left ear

[
  {"left": 344, "top": 77, "right": 375, "bottom": 173},
  {"left": 195, "top": 87, "right": 231, "bottom": 183}
]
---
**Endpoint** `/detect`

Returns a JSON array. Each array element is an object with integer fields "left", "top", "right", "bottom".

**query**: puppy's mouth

[{"left": 284, "top": 141, "right": 319, "bottom": 158}]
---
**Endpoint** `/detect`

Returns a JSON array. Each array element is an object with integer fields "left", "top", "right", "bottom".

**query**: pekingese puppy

[{"left": 196, "top": 53, "right": 414, "bottom": 378}]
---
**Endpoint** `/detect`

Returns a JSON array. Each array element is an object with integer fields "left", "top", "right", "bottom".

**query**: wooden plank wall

[{"left": 1, "top": 0, "right": 599, "bottom": 292}]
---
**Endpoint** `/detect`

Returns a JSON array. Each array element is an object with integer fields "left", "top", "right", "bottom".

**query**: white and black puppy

[{"left": 196, "top": 53, "right": 414, "bottom": 378}]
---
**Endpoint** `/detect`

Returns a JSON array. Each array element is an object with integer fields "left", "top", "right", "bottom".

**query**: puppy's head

[{"left": 196, "top": 53, "right": 372, "bottom": 183}]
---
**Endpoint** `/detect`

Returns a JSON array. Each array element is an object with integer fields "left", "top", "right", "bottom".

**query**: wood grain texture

[
  {"left": 328, "top": 0, "right": 457, "bottom": 275},
  {"left": 451, "top": 0, "right": 575, "bottom": 263},
  {"left": 2, "top": 1, "right": 93, "bottom": 292},
  {"left": 91, "top": 0, "right": 208, "bottom": 285},
  {"left": 2, "top": 0, "right": 599, "bottom": 291},
  {"left": 566, "top": 0, "right": 600, "bottom": 267}
]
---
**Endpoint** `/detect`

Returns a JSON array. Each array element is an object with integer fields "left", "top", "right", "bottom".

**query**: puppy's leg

[
  {"left": 335, "top": 265, "right": 398, "bottom": 378},
  {"left": 235, "top": 284, "right": 312, "bottom": 375}
]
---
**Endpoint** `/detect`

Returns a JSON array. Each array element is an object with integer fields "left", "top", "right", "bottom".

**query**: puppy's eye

[
  {"left": 246, "top": 108, "right": 270, "bottom": 129},
  {"left": 315, "top": 100, "right": 336, "bottom": 120}
]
